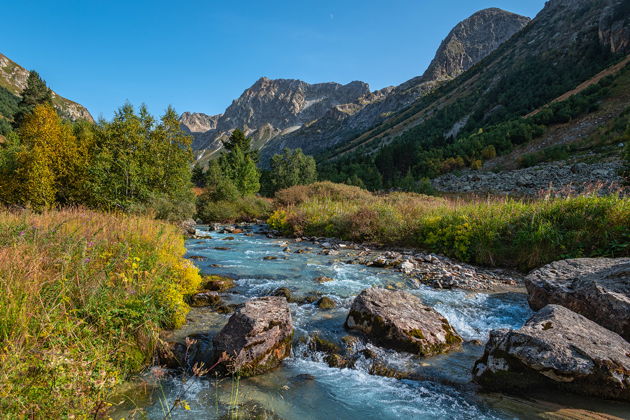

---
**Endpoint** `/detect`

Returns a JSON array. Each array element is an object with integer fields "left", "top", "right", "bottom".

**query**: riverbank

[
  {"left": 0, "top": 209, "right": 202, "bottom": 419},
  {"left": 267, "top": 182, "right": 630, "bottom": 271}
]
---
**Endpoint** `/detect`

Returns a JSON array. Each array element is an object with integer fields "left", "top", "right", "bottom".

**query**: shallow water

[{"left": 110, "top": 226, "right": 629, "bottom": 419}]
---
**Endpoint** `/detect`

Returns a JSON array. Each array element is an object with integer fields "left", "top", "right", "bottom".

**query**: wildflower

[
  {"left": 18, "top": 231, "right": 25, "bottom": 236},
  {"left": 84, "top": 258, "right": 91, "bottom": 263}
]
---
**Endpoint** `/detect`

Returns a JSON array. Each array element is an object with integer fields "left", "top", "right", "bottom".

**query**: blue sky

[{"left": 1, "top": 1, "right": 546, "bottom": 120}]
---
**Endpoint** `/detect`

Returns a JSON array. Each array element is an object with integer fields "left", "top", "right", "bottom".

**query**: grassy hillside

[
  {"left": 0, "top": 209, "right": 202, "bottom": 418},
  {"left": 269, "top": 182, "right": 629, "bottom": 271},
  {"left": 317, "top": 0, "right": 629, "bottom": 189}
]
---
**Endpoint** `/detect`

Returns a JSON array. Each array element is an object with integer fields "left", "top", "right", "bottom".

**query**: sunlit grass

[
  {"left": 269, "top": 182, "right": 630, "bottom": 270},
  {"left": 0, "top": 208, "right": 202, "bottom": 418}
]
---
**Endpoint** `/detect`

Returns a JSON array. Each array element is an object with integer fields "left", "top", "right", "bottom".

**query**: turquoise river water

[{"left": 110, "top": 225, "right": 630, "bottom": 420}]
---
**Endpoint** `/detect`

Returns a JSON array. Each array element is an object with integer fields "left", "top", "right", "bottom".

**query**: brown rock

[
  {"left": 345, "top": 288, "right": 462, "bottom": 356},
  {"left": 212, "top": 297, "right": 293, "bottom": 377}
]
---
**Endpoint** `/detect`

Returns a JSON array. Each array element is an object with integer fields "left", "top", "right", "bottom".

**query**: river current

[{"left": 109, "top": 225, "right": 629, "bottom": 419}]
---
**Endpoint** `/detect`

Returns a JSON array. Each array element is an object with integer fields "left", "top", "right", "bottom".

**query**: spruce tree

[{"left": 14, "top": 71, "right": 53, "bottom": 127}]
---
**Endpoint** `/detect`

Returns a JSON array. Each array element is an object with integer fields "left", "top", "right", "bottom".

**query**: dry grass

[
  {"left": 0, "top": 208, "right": 201, "bottom": 418},
  {"left": 270, "top": 183, "right": 630, "bottom": 271}
]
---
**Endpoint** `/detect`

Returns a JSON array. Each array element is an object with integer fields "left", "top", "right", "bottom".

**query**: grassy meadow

[
  {"left": 0, "top": 208, "right": 202, "bottom": 418},
  {"left": 268, "top": 182, "right": 630, "bottom": 271}
]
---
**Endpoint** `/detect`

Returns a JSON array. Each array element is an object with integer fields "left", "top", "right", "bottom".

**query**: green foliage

[
  {"left": 318, "top": 37, "right": 623, "bottom": 190},
  {"left": 218, "top": 129, "right": 261, "bottom": 196},
  {"left": 196, "top": 194, "right": 272, "bottom": 223},
  {"left": 271, "top": 183, "right": 629, "bottom": 271},
  {"left": 263, "top": 148, "right": 317, "bottom": 196},
  {"left": 13, "top": 71, "right": 53, "bottom": 127},
  {"left": 0, "top": 100, "right": 196, "bottom": 220},
  {"left": 192, "top": 164, "right": 206, "bottom": 187}
]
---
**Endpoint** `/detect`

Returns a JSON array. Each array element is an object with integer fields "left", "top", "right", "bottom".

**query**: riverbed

[{"left": 109, "top": 225, "right": 630, "bottom": 419}]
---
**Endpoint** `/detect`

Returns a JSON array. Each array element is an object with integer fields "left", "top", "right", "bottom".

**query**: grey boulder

[
  {"left": 473, "top": 304, "right": 630, "bottom": 401},
  {"left": 525, "top": 258, "right": 630, "bottom": 340}
]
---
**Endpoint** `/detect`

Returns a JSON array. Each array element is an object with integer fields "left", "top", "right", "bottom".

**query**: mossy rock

[
  {"left": 188, "top": 291, "right": 222, "bottom": 307},
  {"left": 203, "top": 275, "right": 235, "bottom": 292},
  {"left": 316, "top": 296, "right": 336, "bottom": 309},
  {"left": 309, "top": 334, "right": 341, "bottom": 354}
]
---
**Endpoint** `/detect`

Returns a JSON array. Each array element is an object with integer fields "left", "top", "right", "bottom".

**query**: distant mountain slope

[
  {"left": 317, "top": 0, "right": 630, "bottom": 188},
  {"left": 258, "top": 8, "right": 530, "bottom": 163},
  {"left": 180, "top": 78, "right": 379, "bottom": 161},
  {"left": 0, "top": 53, "right": 93, "bottom": 122},
  {"left": 182, "top": 8, "right": 529, "bottom": 164}
]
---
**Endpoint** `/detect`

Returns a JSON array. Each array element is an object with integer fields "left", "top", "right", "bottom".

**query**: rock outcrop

[
  {"left": 473, "top": 304, "right": 630, "bottom": 401},
  {"left": 525, "top": 258, "right": 630, "bottom": 340},
  {"left": 0, "top": 52, "right": 93, "bottom": 122},
  {"left": 345, "top": 288, "right": 462, "bottom": 356},
  {"left": 432, "top": 161, "right": 624, "bottom": 197},
  {"left": 181, "top": 78, "right": 375, "bottom": 154},
  {"left": 212, "top": 296, "right": 293, "bottom": 376}
]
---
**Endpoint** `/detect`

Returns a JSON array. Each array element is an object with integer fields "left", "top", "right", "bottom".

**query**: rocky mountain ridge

[
  {"left": 181, "top": 8, "right": 530, "bottom": 163},
  {"left": 0, "top": 52, "right": 93, "bottom": 122},
  {"left": 181, "top": 78, "right": 384, "bottom": 160}
]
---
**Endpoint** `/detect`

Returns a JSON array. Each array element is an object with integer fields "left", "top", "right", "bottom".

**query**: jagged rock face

[
  {"left": 473, "top": 304, "right": 630, "bottom": 401},
  {"left": 259, "top": 8, "right": 530, "bottom": 162},
  {"left": 525, "top": 258, "right": 630, "bottom": 340},
  {"left": 345, "top": 288, "right": 462, "bottom": 356},
  {"left": 212, "top": 296, "right": 293, "bottom": 377},
  {"left": 179, "top": 112, "right": 220, "bottom": 133},
  {"left": 599, "top": 0, "right": 630, "bottom": 53},
  {"left": 0, "top": 53, "right": 93, "bottom": 122},
  {"left": 420, "top": 8, "right": 531, "bottom": 83},
  {"left": 182, "top": 78, "right": 373, "bottom": 152}
]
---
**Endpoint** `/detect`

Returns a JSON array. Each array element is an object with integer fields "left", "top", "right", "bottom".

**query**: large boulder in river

[
  {"left": 345, "top": 288, "right": 462, "bottom": 356},
  {"left": 525, "top": 258, "right": 630, "bottom": 340},
  {"left": 212, "top": 296, "right": 293, "bottom": 377},
  {"left": 472, "top": 305, "right": 630, "bottom": 401}
]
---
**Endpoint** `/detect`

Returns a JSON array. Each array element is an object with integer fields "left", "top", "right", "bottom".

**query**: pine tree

[
  {"left": 267, "top": 148, "right": 317, "bottom": 195},
  {"left": 218, "top": 130, "right": 260, "bottom": 196},
  {"left": 14, "top": 71, "right": 53, "bottom": 127}
]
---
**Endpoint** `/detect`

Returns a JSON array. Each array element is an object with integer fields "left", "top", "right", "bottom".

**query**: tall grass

[
  {"left": 269, "top": 182, "right": 629, "bottom": 271},
  {"left": 0, "top": 208, "right": 202, "bottom": 418}
]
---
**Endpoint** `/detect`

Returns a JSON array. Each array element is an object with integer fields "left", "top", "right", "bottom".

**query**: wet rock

[
  {"left": 219, "top": 400, "right": 283, "bottom": 420},
  {"left": 316, "top": 296, "right": 336, "bottom": 309},
  {"left": 203, "top": 275, "right": 236, "bottom": 292},
  {"left": 473, "top": 305, "right": 630, "bottom": 401},
  {"left": 212, "top": 297, "right": 293, "bottom": 377},
  {"left": 308, "top": 334, "right": 341, "bottom": 354},
  {"left": 263, "top": 255, "right": 279, "bottom": 260},
  {"left": 326, "top": 353, "right": 351, "bottom": 369},
  {"left": 525, "top": 258, "right": 630, "bottom": 340},
  {"left": 272, "top": 287, "right": 293, "bottom": 301},
  {"left": 314, "top": 276, "right": 334, "bottom": 283},
  {"left": 180, "top": 219, "right": 197, "bottom": 235},
  {"left": 214, "top": 247, "right": 230, "bottom": 251},
  {"left": 188, "top": 255, "right": 207, "bottom": 261},
  {"left": 345, "top": 288, "right": 462, "bottom": 356},
  {"left": 369, "top": 362, "right": 409, "bottom": 379},
  {"left": 223, "top": 236, "right": 235, "bottom": 241},
  {"left": 194, "top": 229, "right": 213, "bottom": 239},
  {"left": 188, "top": 291, "right": 222, "bottom": 308}
]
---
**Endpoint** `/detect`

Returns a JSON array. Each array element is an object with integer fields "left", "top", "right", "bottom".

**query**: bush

[
  {"left": 0, "top": 208, "right": 202, "bottom": 418},
  {"left": 196, "top": 194, "right": 272, "bottom": 223},
  {"left": 270, "top": 182, "right": 629, "bottom": 271}
]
